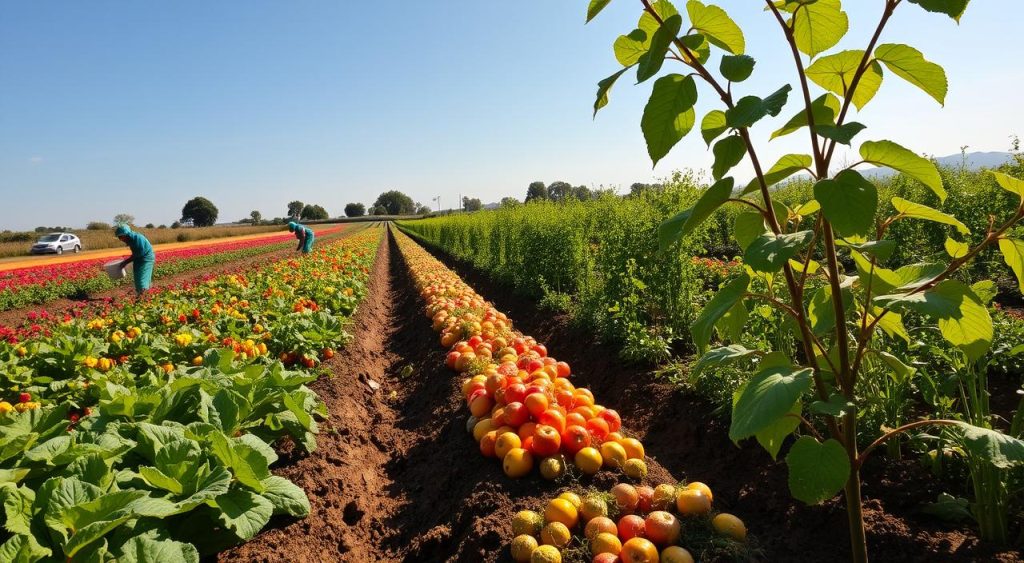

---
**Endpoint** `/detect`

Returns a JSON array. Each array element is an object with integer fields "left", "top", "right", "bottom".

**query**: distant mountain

[{"left": 861, "top": 151, "right": 1013, "bottom": 180}]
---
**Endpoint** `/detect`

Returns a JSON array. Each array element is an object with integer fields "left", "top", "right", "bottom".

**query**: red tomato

[
  {"left": 532, "top": 424, "right": 562, "bottom": 457},
  {"left": 538, "top": 409, "right": 567, "bottom": 434},
  {"left": 618, "top": 514, "right": 646, "bottom": 541},
  {"left": 586, "top": 417, "right": 611, "bottom": 441},
  {"left": 561, "top": 425, "right": 591, "bottom": 455},
  {"left": 504, "top": 402, "right": 530, "bottom": 427},
  {"left": 599, "top": 409, "right": 622, "bottom": 433},
  {"left": 505, "top": 384, "right": 527, "bottom": 405}
]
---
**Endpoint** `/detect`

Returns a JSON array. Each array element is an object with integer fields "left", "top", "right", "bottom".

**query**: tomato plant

[{"left": 585, "top": 0, "right": 1024, "bottom": 559}]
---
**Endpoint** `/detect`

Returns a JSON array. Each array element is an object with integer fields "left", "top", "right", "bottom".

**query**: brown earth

[{"left": 210, "top": 226, "right": 1022, "bottom": 562}]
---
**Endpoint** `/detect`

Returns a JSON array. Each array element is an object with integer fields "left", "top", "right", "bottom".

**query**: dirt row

[{"left": 215, "top": 226, "right": 1020, "bottom": 562}]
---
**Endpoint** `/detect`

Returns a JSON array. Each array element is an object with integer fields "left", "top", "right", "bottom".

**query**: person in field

[
  {"left": 288, "top": 221, "right": 315, "bottom": 254},
  {"left": 114, "top": 224, "right": 155, "bottom": 295}
]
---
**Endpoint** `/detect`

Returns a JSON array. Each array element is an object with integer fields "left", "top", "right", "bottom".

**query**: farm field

[
  {"left": 0, "top": 224, "right": 356, "bottom": 313},
  {"left": 5, "top": 0, "right": 1024, "bottom": 562}
]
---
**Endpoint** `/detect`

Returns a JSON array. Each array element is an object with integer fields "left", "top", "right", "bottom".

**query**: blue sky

[{"left": 0, "top": 1, "right": 1019, "bottom": 230}]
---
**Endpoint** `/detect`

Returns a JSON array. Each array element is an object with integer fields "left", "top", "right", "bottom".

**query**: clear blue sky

[{"left": 0, "top": 1, "right": 1019, "bottom": 230}]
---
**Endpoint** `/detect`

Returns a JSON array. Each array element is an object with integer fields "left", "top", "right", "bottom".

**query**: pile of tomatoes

[
  {"left": 397, "top": 232, "right": 649, "bottom": 480},
  {"left": 509, "top": 482, "right": 747, "bottom": 563}
]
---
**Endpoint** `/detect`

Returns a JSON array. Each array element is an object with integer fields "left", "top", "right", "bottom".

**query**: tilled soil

[{"left": 214, "top": 227, "right": 1022, "bottom": 562}]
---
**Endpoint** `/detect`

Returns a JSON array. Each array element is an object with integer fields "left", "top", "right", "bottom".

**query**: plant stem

[{"left": 844, "top": 413, "right": 868, "bottom": 563}]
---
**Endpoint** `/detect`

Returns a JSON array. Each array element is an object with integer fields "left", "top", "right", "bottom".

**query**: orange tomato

[
  {"left": 600, "top": 441, "right": 628, "bottom": 469},
  {"left": 675, "top": 489, "right": 712, "bottom": 517},
  {"left": 503, "top": 448, "right": 533, "bottom": 478},
  {"left": 555, "top": 361, "right": 571, "bottom": 378},
  {"left": 544, "top": 498, "right": 579, "bottom": 529},
  {"left": 574, "top": 447, "right": 603, "bottom": 475},
  {"left": 591, "top": 532, "right": 623, "bottom": 556},
  {"left": 480, "top": 431, "right": 498, "bottom": 458},
  {"left": 620, "top": 537, "right": 659, "bottom": 563},
  {"left": 495, "top": 432, "right": 522, "bottom": 459},
  {"left": 685, "top": 481, "right": 714, "bottom": 503},
  {"left": 620, "top": 437, "right": 645, "bottom": 460},
  {"left": 538, "top": 409, "right": 567, "bottom": 434},
  {"left": 525, "top": 393, "right": 549, "bottom": 419},
  {"left": 518, "top": 422, "right": 538, "bottom": 441},
  {"left": 469, "top": 393, "right": 494, "bottom": 418}
]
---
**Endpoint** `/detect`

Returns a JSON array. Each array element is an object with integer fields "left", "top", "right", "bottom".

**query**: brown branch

[{"left": 856, "top": 419, "right": 961, "bottom": 468}]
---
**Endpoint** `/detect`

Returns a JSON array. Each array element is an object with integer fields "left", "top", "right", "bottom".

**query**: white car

[{"left": 30, "top": 233, "right": 82, "bottom": 255}]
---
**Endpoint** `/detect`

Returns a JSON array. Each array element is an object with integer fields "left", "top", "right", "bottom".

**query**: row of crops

[
  {"left": 0, "top": 224, "right": 353, "bottom": 312},
  {"left": 394, "top": 229, "right": 750, "bottom": 562},
  {"left": 0, "top": 227, "right": 381, "bottom": 561}
]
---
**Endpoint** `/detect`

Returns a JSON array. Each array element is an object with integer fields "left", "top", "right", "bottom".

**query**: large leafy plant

[{"left": 589, "top": 0, "right": 1024, "bottom": 560}]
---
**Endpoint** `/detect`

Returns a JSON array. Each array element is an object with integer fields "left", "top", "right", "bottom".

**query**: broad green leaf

[
  {"left": 891, "top": 197, "right": 968, "bottom": 234},
  {"left": 686, "top": 1, "right": 745, "bottom": 54},
  {"left": 716, "top": 301, "right": 748, "bottom": 343},
  {"left": 586, "top": 0, "right": 613, "bottom": 23},
  {"left": 61, "top": 490, "right": 150, "bottom": 557},
  {"left": 756, "top": 401, "right": 801, "bottom": 460},
  {"left": 806, "top": 50, "right": 883, "bottom": 111},
  {"left": 744, "top": 230, "right": 814, "bottom": 273},
  {"left": 851, "top": 250, "right": 901, "bottom": 295},
  {"left": 613, "top": 29, "right": 649, "bottom": 67},
  {"left": 956, "top": 422, "right": 1024, "bottom": 469},
  {"left": 139, "top": 467, "right": 183, "bottom": 495},
  {"left": 700, "top": 110, "right": 729, "bottom": 146},
  {"left": 642, "top": 74, "right": 698, "bottom": 166},
  {"left": 659, "top": 177, "right": 734, "bottom": 250},
  {"left": 875, "top": 279, "right": 992, "bottom": 362},
  {"left": 870, "top": 307, "right": 910, "bottom": 343},
  {"left": 712, "top": 136, "right": 745, "bottom": 179},
  {"left": 637, "top": 14, "right": 683, "bottom": 83},
  {"left": 793, "top": 199, "right": 820, "bottom": 217},
  {"left": 734, "top": 212, "right": 766, "bottom": 251},
  {"left": 922, "top": 493, "right": 973, "bottom": 523},
  {"left": 594, "top": 67, "right": 631, "bottom": 118},
  {"left": 907, "top": 0, "right": 970, "bottom": 22},
  {"left": 261, "top": 476, "right": 311, "bottom": 517},
  {"left": 690, "top": 344, "right": 760, "bottom": 380},
  {"left": 944, "top": 237, "right": 969, "bottom": 259},
  {"left": 809, "top": 394, "right": 855, "bottom": 417},
  {"left": 813, "top": 122, "right": 866, "bottom": 145},
  {"left": 678, "top": 33, "right": 711, "bottom": 65},
  {"left": 0, "top": 534, "right": 51, "bottom": 563},
  {"left": 742, "top": 154, "right": 812, "bottom": 194},
  {"left": 998, "top": 238, "right": 1024, "bottom": 293},
  {"left": 791, "top": 0, "right": 849, "bottom": 58},
  {"left": 838, "top": 238, "right": 896, "bottom": 261},
  {"left": 874, "top": 43, "right": 947, "bottom": 105},
  {"left": 690, "top": 273, "right": 750, "bottom": 352},
  {"left": 771, "top": 93, "right": 840, "bottom": 140},
  {"left": 895, "top": 261, "right": 946, "bottom": 290},
  {"left": 990, "top": 171, "right": 1024, "bottom": 198},
  {"left": 861, "top": 141, "right": 945, "bottom": 201},
  {"left": 786, "top": 437, "right": 850, "bottom": 504},
  {"left": 209, "top": 433, "right": 269, "bottom": 493},
  {"left": 971, "top": 279, "right": 998, "bottom": 306},
  {"left": 1, "top": 484, "right": 34, "bottom": 535},
  {"left": 808, "top": 284, "right": 854, "bottom": 336},
  {"left": 213, "top": 488, "right": 274, "bottom": 541},
  {"left": 720, "top": 54, "right": 755, "bottom": 82},
  {"left": 874, "top": 349, "right": 917, "bottom": 383},
  {"left": 725, "top": 85, "right": 792, "bottom": 128},
  {"left": 117, "top": 536, "right": 199, "bottom": 563},
  {"left": 729, "top": 365, "right": 813, "bottom": 441},
  {"left": 814, "top": 169, "right": 877, "bottom": 236}
]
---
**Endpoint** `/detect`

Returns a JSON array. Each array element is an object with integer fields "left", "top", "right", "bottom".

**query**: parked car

[{"left": 30, "top": 233, "right": 82, "bottom": 255}]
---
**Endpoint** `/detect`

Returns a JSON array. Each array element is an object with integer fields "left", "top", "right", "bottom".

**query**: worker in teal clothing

[
  {"left": 288, "top": 221, "right": 315, "bottom": 254},
  {"left": 114, "top": 224, "right": 155, "bottom": 295}
]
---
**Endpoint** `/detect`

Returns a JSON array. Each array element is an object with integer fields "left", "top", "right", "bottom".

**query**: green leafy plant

[{"left": 589, "top": 0, "right": 1024, "bottom": 560}]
